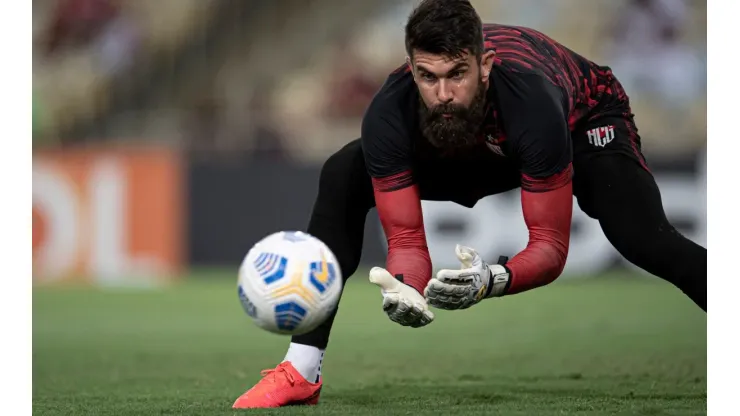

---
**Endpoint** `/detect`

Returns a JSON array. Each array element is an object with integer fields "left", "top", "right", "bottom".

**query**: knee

[
  {"left": 600, "top": 217, "right": 679, "bottom": 270},
  {"left": 601, "top": 218, "right": 649, "bottom": 259}
]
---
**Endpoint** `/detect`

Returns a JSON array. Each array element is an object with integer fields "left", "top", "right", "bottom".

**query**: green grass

[{"left": 33, "top": 271, "right": 706, "bottom": 415}]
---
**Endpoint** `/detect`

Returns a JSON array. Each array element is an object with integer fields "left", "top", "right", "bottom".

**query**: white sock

[{"left": 282, "top": 342, "right": 324, "bottom": 383}]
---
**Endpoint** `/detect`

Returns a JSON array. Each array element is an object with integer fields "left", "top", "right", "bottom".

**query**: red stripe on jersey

[
  {"left": 521, "top": 163, "right": 573, "bottom": 193},
  {"left": 373, "top": 170, "right": 414, "bottom": 192}
]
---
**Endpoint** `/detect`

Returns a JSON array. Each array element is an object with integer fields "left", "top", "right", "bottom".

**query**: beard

[{"left": 418, "top": 81, "right": 488, "bottom": 150}]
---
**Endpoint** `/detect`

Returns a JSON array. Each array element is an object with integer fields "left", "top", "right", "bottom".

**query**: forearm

[
  {"left": 372, "top": 173, "right": 431, "bottom": 294},
  {"left": 505, "top": 168, "right": 573, "bottom": 295},
  {"left": 505, "top": 223, "right": 569, "bottom": 294}
]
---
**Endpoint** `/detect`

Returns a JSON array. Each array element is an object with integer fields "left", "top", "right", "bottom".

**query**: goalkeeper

[{"left": 233, "top": 0, "right": 707, "bottom": 409}]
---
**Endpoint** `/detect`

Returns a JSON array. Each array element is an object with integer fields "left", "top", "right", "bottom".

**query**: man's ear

[
  {"left": 480, "top": 50, "right": 495, "bottom": 83},
  {"left": 406, "top": 56, "right": 415, "bottom": 79}
]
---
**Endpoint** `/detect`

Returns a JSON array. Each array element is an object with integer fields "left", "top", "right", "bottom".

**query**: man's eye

[
  {"left": 422, "top": 73, "right": 436, "bottom": 81},
  {"left": 450, "top": 71, "right": 464, "bottom": 80}
]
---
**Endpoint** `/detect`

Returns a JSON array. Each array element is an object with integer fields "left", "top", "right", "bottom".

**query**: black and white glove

[
  {"left": 424, "top": 245, "right": 511, "bottom": 310},
  {"left": 369, "top": 267, "right": 435, "bottom": 327}
]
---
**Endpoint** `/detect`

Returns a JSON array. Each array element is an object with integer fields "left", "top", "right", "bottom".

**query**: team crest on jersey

[
  {"left": 482, "top": 106, "right": 507, "bottom": 157},
  {"left": 587, "top": 125, "right": 615, "bottom": 148},
  {"left": 485, "top": 134, "right": 506, "bottom": 157}
]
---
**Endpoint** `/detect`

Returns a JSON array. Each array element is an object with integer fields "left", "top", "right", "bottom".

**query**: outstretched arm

[
  {"left": 372, "top": 172, "right": 432, "bottom": 295},
  {"left": 505, "top": 165, "right": 573, "bottom": 294},
  {"left": 362, "top": 98, "right": 435, "bottom": 327}
]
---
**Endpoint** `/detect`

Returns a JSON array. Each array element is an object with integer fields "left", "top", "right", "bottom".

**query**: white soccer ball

[{"left": 237, "top": 231, "right": 343, "bottom": 335}]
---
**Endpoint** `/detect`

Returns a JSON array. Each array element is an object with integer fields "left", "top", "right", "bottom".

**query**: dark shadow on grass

[{"left": 321, "top": 386, "right": 516, "bottom": 408}]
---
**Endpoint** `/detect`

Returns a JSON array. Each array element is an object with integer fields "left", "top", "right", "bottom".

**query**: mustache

[{"left": 425, "top": 103, "right": 468, "bottom": 118}]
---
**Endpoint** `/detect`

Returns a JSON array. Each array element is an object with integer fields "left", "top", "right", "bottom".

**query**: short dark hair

[{"left": 405, "top": 0, "right": 484, "bottom": 61}]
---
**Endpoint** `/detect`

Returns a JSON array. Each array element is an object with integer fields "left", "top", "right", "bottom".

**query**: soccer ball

[{"left": 237, "top": 231, "right": 343, "bottom": 335}]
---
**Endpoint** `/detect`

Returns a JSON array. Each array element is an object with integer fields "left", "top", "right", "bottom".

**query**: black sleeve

[
  {"left": 496, "top": 72, "right": 572, "bottom": 180},
  {"left": 360, "top": 99, "right": 414, "bottom": 188}
]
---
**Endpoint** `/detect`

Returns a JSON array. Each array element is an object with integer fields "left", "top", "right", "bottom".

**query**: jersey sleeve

[
  {"left": 494, "top": 72, "right": 574, "bottom": 294},
  {"left": 361, "top": 102, "right": 414, "bottom": 191},
  {"left": 496, "top": 72, "right": 573, "bottom": 191},
  {"left": 505, "top": 180, "right": 573, "bottom": 294},
  {"left": 360, "top": 98, "right": 431, "bottom": 294}
]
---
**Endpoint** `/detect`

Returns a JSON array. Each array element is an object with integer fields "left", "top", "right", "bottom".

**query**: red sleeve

[
  {"left": 505, "top": 164, "right": 573, "bottom": 295},
  {"left": 371, "top": 171, "right": 431, "bottom": 294}
]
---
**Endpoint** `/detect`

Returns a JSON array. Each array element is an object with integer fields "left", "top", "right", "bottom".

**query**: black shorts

[
  {"left": 573, "top": 109, "right": 649, "bottom": 171},
  {"left": 570, "top": 110, "right": 652, "bottom": 218}
]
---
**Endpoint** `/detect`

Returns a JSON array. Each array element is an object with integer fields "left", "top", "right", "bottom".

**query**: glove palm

[{"left": 424, "top": 245, "right": 510, "bottom": 310}]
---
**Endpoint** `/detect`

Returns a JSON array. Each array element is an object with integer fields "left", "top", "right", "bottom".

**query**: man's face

[{"left": 410, "top": 49, "right": 495, "bottom": 149}]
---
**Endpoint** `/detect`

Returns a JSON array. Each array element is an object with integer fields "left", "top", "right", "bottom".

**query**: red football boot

[{"left": 232, "top": 362, "right": 322, "bottom": 409}]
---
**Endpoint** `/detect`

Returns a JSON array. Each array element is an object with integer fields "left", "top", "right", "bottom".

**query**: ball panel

[
  {"left": 274, "top": 300, "right": 308, "bottom": 332},
  {"left": 237, "top": 285, "right": 258, "bottom": 319},
  {"left": 253, "top": 253, "right": 289, "bottom": 285}
]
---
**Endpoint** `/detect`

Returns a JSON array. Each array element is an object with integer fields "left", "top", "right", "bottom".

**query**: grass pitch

[{"left": 33, "top": 271, "right": 706, "bottom": 415}]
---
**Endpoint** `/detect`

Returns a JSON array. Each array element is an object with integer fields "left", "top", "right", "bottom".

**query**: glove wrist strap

[{"left": 485, "top": 256, "right": 512, "bottom": 298}]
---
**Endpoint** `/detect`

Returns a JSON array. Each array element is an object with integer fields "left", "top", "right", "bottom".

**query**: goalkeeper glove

[
  {"left": 424, "top": 244, "right": 511, "bottom": 310},
  {"left": 369, "top": 267, "right": 435, "bottom": 328}
]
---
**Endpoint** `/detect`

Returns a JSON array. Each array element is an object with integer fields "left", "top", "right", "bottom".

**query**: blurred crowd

[{"left": 33, "top": 0, "right": 706, "bottom": 162}]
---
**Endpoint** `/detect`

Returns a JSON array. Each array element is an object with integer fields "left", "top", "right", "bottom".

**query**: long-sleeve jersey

[{"left": 361, "top": 24, "right": 630, "bottom": 294}]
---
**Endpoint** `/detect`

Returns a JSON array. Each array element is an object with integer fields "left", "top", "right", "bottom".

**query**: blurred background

[
  {"left": 32, "top": 0, "right": 707, "bottom": 285},
  {"left": 31, "top": 2, "right": 707, "bottom": 413}
]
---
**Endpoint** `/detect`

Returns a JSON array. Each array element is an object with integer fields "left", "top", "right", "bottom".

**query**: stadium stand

[{"left": 33, "top": 0, "right": 706, "bottom": 161}]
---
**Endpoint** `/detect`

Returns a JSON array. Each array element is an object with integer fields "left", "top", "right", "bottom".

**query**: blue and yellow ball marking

[
  {"left": 253, "top": 253, "right": 289, "bottom": 285},
  {"left": 238, "top": 285, "right": 258, "bottom": 318},
  {"left": 268, "top": 260, "right": 318, "bottom": 307},
  {"left": 274, "top": 301, "right": 308, "bottom": 331},
  {"left": 309, "top": 253, "right": 337, "bottom": 294}
]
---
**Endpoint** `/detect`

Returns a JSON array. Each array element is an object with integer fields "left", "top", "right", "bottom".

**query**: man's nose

[{"left": 436, "top": 80, "right": 454, "bottom": 104}]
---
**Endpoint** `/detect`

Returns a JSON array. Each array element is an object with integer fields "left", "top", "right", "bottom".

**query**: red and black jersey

[
  {"left": 361, "top": 24, "right": 626, "bottom": 294},
  {"left": 363, "top": 24, "right": 628, "bottom": 191},
  {"left": 484, "top": 24, "right": 628, "bottom": 131}
]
